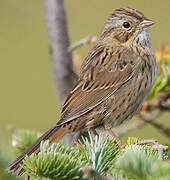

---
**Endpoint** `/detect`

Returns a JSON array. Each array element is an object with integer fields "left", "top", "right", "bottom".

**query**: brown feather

[
  {"left": 58, "top": 45, "right": 141, "bottom": 126},
  {"left": 113, "top": 7, "right": 144, "bottom": 21}
]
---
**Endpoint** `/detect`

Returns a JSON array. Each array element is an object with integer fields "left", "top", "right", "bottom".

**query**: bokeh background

[{"left": 0, "top": 0, "right": 170, "bottom": 152}]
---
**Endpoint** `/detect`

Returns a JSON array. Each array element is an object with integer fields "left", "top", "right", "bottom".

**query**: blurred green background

[{"left": 0, "top": 0, "right": 170, "bottom": 149}]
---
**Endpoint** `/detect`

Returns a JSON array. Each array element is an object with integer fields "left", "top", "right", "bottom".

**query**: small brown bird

[{"left": 8, "top": 7, "right": 158, "bottom": 175}]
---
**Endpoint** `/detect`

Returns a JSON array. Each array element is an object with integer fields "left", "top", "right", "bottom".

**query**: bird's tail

[{"left": 8, "top": 123, "right": 70, "bottom": 176}]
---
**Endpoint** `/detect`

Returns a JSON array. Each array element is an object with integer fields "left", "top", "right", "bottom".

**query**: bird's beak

[{"left": 140, "top": 18, "right": 154, "bottom": 29}]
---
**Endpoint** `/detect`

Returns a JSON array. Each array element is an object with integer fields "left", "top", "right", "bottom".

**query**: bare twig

[
  {"left": 25, "top": 175, "right": 30, "bottom": 180},
  {"left": 45, "top": 0, "right": 77, "bottom": 106},
  {"left": 69, "top": 35, "right": 97, "bottom": 52},
  {"left": 137, "top": 139, "right": 169, "bottom": 160},
  {"left": 162, "top": 98, "right": 170, "bottom": 108}
]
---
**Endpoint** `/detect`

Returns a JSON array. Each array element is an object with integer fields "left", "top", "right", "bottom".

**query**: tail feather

[{"left": 8, "top": 124, "right": 70, "bottom": 175}]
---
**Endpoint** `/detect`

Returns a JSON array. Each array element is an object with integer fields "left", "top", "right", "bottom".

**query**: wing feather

[{"left": 57, "top": 45, "right": 141, "bottom": 125}]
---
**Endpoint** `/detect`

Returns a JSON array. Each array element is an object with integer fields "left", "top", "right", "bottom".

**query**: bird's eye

[{"left": 123, "top": 22, "right": 130, "bottom": 29}]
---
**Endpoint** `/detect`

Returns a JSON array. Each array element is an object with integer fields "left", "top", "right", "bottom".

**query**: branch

[
  {"left": 137, "top": 139, "right": 169, "bottom": 160},
  {"left": 69, "top": 35, "right": 97, "bottom": 52},
  {"left": 45, "top": 0, "right": 77, "bottom": 106},
  {"left": 25, "top": 176, "right": 30, "bottom": 180}
]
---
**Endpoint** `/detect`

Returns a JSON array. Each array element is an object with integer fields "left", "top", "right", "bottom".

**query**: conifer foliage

[{"left": 9, "top": 130, "right": 170, "bottom": 180}]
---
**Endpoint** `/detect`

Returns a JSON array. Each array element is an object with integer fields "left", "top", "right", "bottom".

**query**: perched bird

[{"left": 8, "top": 7, "right": 158, "bottom": 176}]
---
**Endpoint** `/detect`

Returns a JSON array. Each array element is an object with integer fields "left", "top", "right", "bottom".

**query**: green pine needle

[
  {"left": 12, "top": 129, "right": 41, "bottom": 155},
  {"left": 9, "top": 129, "right": 170, "bottom": 180},
  {"left": 150, "top": 161, "right": 170, "bottom": 180},
  {"left": 23, "top": 141, "right": 85, "bottom": 180},
  {"left": 0, "top": 142, "right": 21, "bottom": 180},
  {"left": 81, "top": 133, "right": 120, "bottom": 174},
  {"left": 126, "top": 137, "right": 141, "bottom": 145},
  {"left": 22, "top": 133, "right": 121, "bottom": 179},
  {"left": 115, "top": 145, "right": 159, "bottom": 180}
]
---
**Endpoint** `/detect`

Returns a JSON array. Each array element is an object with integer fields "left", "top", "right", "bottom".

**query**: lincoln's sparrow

[{"left": 9, "top": 7, "right": 158, "bottom": 175}]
